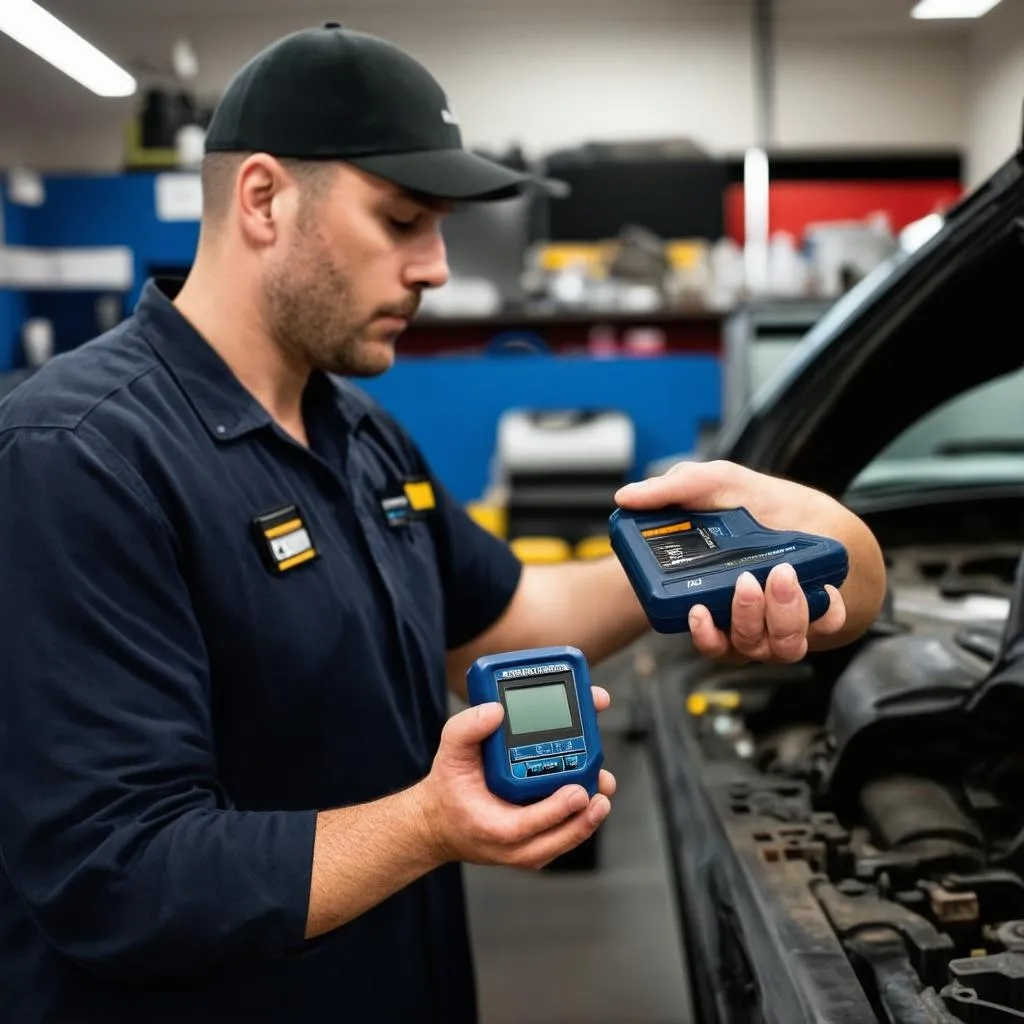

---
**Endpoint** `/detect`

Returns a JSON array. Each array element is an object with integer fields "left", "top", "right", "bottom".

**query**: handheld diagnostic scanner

[
  {"left": 609, "top": 506, "right": 849, "bottom": 633},
  {"left": 466, "top": 646, "right": 603, "bottom": 805}
]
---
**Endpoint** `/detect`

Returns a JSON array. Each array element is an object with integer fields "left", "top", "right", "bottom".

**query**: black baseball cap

[{"left": 205, "top": 23, "right": 565, "bottom": 202}]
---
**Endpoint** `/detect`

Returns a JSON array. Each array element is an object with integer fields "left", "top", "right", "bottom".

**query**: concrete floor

[{"left": 464, "top": 719, "right": 693, "bottom": 1024}]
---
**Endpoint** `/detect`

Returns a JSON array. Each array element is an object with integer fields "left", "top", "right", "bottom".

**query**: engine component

[
  {"left": 996, "top": 921, "right": 1024, "bottom": 953},
  {"left": 918, "top": 881, "right": 980, "bottom": 927},
  {"left": 962, "top": 559, "right": 1024, "bottom": 740},
  {"left": 844, "top": 928, "right": 963, "bottom": 1024},
  {"left": 822, "top": 635, "right": 987, "bottom": 809},
  {"left": 859, "top": 777, "right": 986, "bottom": 877},
  {"left": 942, "top": 950, "right": 1024, "bottom": 1021},
  {"left": 812, "top": 878, "right": 955, "bottom": 991},
  {"left": 944, "top": 873, "right": 1024, "bottom": 924}
]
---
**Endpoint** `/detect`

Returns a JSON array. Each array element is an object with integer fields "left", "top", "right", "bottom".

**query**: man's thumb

[
  {"left": 614, "top": 460, "right": 736, "bottom": 511},
  {"left": 442, "top": 703, "right": 504, "bottom": 757}
]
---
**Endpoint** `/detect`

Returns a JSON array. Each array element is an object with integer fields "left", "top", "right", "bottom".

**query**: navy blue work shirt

[{"left": 0, "top": 279, "right": 522, "bottom": 1023}]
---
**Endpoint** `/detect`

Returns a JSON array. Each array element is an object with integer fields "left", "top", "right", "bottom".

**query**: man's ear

[{"left": 236, "top": 154, "right": 294, "bottom": 248}]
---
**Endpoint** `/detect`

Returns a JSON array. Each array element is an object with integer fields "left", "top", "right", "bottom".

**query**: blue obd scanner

[
  {"left": 467, "top": 646, "right": 603, "bottom": 805},
  {"left": 609, "top": 506, "right": 849, "bottom": 633}
]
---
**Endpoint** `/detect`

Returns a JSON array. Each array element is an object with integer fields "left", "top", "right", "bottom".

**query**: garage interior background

[
  {"left": 1, "top": 0, "right": 1023, "bottom": 501},
  {"left": 7, "top": 4, "right": 1024, "bottom": 1023}
]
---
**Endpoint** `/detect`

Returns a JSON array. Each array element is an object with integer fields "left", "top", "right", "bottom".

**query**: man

[{"left": 0, "top": 23, "right": 886, "bottom": 1024}]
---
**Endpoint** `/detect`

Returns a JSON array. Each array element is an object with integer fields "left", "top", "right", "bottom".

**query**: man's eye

[{"left": 388, "top": 216, "right": 418, "bottom": 233}]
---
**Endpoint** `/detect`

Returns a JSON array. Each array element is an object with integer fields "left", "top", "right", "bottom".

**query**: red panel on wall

[{"left": 724, "top": 180, "right": 963, "bottom": 244}]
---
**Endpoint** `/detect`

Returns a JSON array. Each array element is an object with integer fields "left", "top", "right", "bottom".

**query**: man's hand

[
  {"left": 416, "top": 694, "right": 615, "bottom": 871},
  {"left": 305, "top": 690, "right": 615, "bottom": 939},
  {"left": 615, "top": 459, "right": 886, "bottom": 663}
]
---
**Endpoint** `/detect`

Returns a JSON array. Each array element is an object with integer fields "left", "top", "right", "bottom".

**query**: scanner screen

[{"left": 505, "top": 682, "right": 573, "bottom": 736}]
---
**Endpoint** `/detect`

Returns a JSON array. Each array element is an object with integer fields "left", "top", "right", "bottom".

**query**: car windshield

[{"left": 846, "top": 367, "right": 1024, "bottom": 497}]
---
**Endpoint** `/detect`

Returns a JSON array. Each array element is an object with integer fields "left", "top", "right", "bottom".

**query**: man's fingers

[
  {"left": 591, "top": 686, "right": 611, "bottom": 713},
  {"left": 689, "top": 605, "right": 731, "bottom": 660},
  {"left": 494, "top": 785, "right": 590, "bottom": 846},
  {"left": 728, "top": 572, "right": 768, "bottom": 656},
  {"left": 598, "top": 769, "right": 617, "bottom": 799},
  {"left": 764, "top": 563, "right": 809, "bottom": 662},
  {"left": 515, "top": 795, "right": 611, "bottom": 869},
  {"left": 809, "top": 584, "right": 847, "bottom": 637}
]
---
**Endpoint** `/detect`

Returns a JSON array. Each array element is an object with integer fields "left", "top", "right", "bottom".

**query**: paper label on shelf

[
  {"left": 155, "top": 173, "right": 202, "bottom": 222},
  {"left": 7, "top": 168, "right": 45, "bottom": 208},
  {"left": 0, "top": 246, "right": 132, "bottom": 290}
]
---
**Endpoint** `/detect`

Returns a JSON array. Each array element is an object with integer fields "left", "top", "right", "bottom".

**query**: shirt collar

[{"left": 133, "top": 278, "right": 365, "bottom": 441}]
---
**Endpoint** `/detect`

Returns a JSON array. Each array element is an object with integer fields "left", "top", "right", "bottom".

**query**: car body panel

[{"left": 650, "top": 145, "right": 1024, "bottom": 1024}]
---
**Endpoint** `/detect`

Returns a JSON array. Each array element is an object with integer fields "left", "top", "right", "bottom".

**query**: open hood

[{"left": 713, "top": 147, "right": 1024, "bottom": 499}]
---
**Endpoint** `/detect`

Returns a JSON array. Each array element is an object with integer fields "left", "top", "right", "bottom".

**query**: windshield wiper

[{"left": 934, "top": 438, "right": 1024, "bottom": 457}]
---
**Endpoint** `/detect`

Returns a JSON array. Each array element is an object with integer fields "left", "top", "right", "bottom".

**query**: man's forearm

[
  {"left": 305, "top": 783, "right": 440, "bottom": 940},
  {"left": 446, "top": 557, "right": 650, "bottom": 693},
  {"left": 446, "top": 463, "right": 888, "bottom": 693},
  {"left": 793, "top": 487, "right": 886, "bottom": 648}
]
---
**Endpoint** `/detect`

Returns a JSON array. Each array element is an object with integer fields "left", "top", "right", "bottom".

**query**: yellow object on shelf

[
  {"left": 575, "top": 535, "right": 613, "bottom": 561},
  {"left": 466, "top": 502, "right": 507, "bottom": 539},
  {"left": 510, "top": 536, "right": 573, "bottom": 564},
  {"left": 123, "top": 119, "right": 179, "bottom": 170},
  {"left": 534, "top": 237, "right": 708, "bottom": 275},
  {"left": 535, "top": 242, "right": 617, "bottom": 273},
  {"left": 686, "top": 691, "right": 742, "bottom": 717},
  {"left": 665, "top": 239, "right": 709, "bottom": 271}
]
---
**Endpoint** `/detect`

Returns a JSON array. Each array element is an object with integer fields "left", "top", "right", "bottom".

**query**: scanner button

[
  {"left": 567, "top": 737, "right": 587, "bottom": 753},
  {"left": 533, "top": 743, "right": 553, "bottom": 756},
  {"left": 511, "top": 745, "right": 537, "bottom": 761},
  {"left": 511, "top": 762, "right": 528, "bottom": 780},
  {"left": 563, "top": 754, "right": 582, "bottom": 771},
  {"left": 525, "top": 757, "right": 564, "bottom": 777}
]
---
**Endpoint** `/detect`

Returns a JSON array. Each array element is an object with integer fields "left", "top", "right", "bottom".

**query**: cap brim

[{"left": 347, "top": 149, "right": 569, "bottom": 201}]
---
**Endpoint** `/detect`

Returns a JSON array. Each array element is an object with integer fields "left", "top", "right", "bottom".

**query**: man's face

[{"left": 262, "top": 164, "right": 451, "bottom": 377}]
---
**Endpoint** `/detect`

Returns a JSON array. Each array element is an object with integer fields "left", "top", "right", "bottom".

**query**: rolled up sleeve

[{"left": 0, "top": 426, "right": 316, "bottom": 977}]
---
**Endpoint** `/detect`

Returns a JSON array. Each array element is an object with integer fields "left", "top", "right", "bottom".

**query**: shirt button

[{"left": 216, "top": 425, "right": 226, "bottom": 435}]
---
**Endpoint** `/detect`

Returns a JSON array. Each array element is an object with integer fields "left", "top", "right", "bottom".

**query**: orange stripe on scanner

[{"left": 640, "top": 521, "right": 692, "bottom": 539}]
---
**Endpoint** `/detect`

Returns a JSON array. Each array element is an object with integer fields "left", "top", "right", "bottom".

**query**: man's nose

[{"left": 405, "top": 235, "right": 450, "bottom": 291}]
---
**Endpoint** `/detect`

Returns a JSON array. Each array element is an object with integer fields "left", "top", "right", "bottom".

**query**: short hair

[{"left": 199, "top": 152, "right": 335, "bottom": 226}]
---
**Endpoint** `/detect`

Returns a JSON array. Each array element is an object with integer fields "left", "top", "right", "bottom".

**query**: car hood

[{"left": 711, "top": 147, "right": 1024, "bottom": 499}]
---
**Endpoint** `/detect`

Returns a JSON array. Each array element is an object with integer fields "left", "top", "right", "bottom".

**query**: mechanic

[{"left": 0, "top": 23, "right": 888, "bottom": 1024}]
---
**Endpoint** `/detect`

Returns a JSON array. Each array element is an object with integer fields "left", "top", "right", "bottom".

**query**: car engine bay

[{"left": 652, "top": 491, "right": 1024, "bottom": 1023}]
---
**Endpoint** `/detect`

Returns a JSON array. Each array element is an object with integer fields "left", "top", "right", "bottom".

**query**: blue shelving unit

[
  {"left": 1, "top": 172, "right": 200, "bottom": 370},
  {"left": 0, "top": 171, "right": 722, "bottom": 494},
  {"left": 0, "top": 184, "right": 30, "bottom": 370},
  {"left": 16, "top": 172, "right": 200, "bottom": 309},
  {"left": 360, "top": 352, "right": 719, "bottom": 501}
]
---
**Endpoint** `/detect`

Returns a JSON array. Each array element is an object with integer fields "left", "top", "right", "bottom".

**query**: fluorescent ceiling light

[
  {"left": 911, "top": 0, "right": 1003, "bottom": 19},
  {"left": 0, "top": 0, "right": 136, "bottom": 98}
]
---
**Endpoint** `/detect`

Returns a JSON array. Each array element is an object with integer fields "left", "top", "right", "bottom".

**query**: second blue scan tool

[
  {"left": 467, "top": 646, "right": 603, "bottom": 805},
  {"left": 609, "top": 506, "right": 849, "bottom": 633}
]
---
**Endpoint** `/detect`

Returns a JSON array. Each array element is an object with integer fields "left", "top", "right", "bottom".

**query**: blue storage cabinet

[
  {"left": 16, "top": 173, "right": 200, "bottom": 308},
  {"left": 359, "top": 353, "right": 719, "bottom": 502},
  {"left": 0, "top": 186, "right": 30, "bottom": 370},
  {"left": 1, "top": 172, "right": 200, "bottom": 370}
]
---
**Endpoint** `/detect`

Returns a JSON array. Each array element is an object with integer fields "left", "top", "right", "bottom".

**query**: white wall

[
  {"left": 966, "top": 0, "right": 1024, "bottom": 188},
  {"left": 1, "top": 1, "right": 971, "bottom": 172},
  {"left": 775, "top": 33, "right": 967, "bottom": 149}
]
